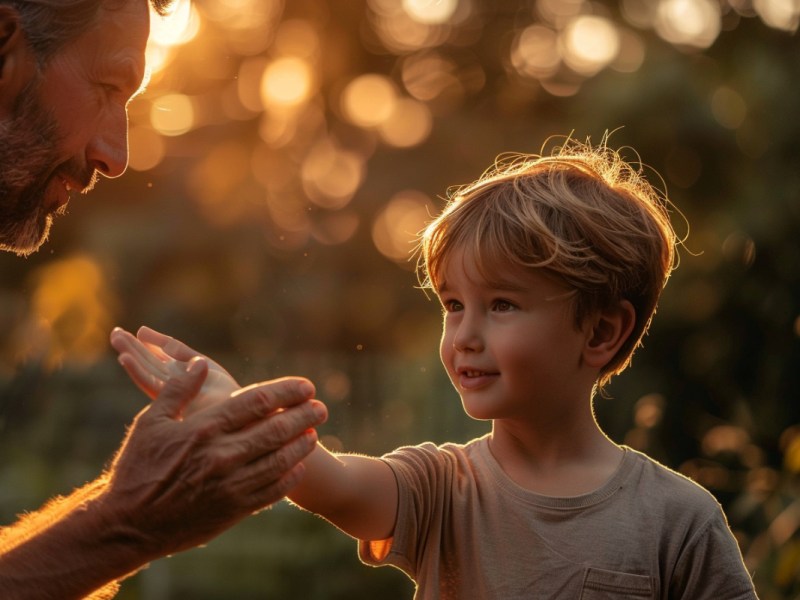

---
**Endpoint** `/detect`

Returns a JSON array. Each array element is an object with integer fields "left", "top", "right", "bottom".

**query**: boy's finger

[
  {"left": 118, "top": 353, "right": 167, "bottom": 399},
  {"left": 150, "top": 357, "right": 209, "bottom": 419},
  {"left": 138, "top": 326, "right": 199, "bottom": 362}
]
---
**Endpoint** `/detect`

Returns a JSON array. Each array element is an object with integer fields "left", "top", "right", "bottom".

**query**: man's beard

[{"left": 0, "top": 76, "right": 95, "bottom": 257}]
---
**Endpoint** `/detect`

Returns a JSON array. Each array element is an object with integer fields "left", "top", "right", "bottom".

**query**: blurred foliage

[{"left": 1, "top": 0, "right": 799, "bottom": 597}]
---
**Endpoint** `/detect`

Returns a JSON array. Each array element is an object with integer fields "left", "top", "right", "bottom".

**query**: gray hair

[{"left": 3, "top": 0, "right": 173, "bottom": 63}]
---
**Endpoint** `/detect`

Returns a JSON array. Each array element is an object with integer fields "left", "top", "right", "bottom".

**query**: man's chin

[{"left": 0, "top": 213, "right": 53, "bottom": 257}]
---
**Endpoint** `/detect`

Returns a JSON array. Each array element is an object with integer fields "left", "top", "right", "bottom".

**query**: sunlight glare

[
  {"left": 654, "top": 0, "right": 721, "bottom": 48},
  {"left": 150, "top": 94, "right": 195, "bottom": 136},
  {"left": 260, "top": 57, "right": 315, "bottom": 109},
  {"left": 560, "top": 15, "right": 620, "bottom": 76},
  {"left": 402, "top": 0, "right": 458, "bottom": 24},
  {"left": 149, "top": 0, "right": 201, "bottom": 47}
]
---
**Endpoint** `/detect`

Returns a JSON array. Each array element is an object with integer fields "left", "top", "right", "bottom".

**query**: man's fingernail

[
  {"left": 299, "top": 381, "right": 314, "bottom": 397},
  {"left": 311, "top": 400, "right": 327, "bottom": 421}
]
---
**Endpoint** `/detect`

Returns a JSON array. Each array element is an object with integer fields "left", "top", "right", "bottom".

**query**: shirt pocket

[{"left": 579, "top": 567, "right": 654, "bottom": 599}]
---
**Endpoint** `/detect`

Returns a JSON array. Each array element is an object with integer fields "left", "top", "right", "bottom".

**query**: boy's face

[{"left": 435, "top": 248, "right": 592, "bottom": 423}]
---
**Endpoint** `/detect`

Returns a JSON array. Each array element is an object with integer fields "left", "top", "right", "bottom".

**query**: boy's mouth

[{"left": 455, "top": 367, "right": 499, "bottom": 389}]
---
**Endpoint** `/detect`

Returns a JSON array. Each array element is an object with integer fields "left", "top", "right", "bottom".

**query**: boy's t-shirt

[{"left": 359, "top": 435, "right": 757, "bottom": 599}]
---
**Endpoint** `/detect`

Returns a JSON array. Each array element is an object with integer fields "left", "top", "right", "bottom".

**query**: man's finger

[
  {"left": 215, "top": 400, "right": 326, "bottom": 465},
  {"left": 218, "top": 430, "right": 318, "bottom": 504}
]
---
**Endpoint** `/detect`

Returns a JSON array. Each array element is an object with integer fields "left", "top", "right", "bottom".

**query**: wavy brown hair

[{"left": 419, "top": 137, "right": 680, "bottom": 389}]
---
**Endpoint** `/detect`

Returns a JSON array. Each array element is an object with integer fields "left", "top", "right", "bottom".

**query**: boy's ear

[
  {"left": 0, "top": 7, "right": 36, "bottom": 119},
  {"left": 582, "top": 300, "right": 636, "bottom": 369}
]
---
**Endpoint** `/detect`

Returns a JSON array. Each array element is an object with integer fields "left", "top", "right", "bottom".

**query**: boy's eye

[
  {"left": 493, "top": 299, "right": 515, "bottom": 312},
  {"left": 442, "top": 299, "right": 463, "bottom": 313}
]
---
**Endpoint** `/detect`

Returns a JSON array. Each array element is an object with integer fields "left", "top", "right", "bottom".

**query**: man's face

[{"left": 0, "top": 0, "right": 150, "bottom": 256}]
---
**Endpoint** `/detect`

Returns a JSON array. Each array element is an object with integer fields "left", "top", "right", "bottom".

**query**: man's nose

[{"left": 86, "top": 108, "right": 129, "bottom": 179}]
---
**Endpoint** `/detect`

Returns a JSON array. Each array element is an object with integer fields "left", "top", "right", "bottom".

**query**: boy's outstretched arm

[
  {"left": 287, "top": 443, "right": 398, "bottom": 542},
  {"left": 111, "top": 327, "right": 399, "bottom": 543}
]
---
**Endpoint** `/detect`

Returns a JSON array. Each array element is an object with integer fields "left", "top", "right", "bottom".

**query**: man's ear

[
  {"left": 0, "top": 6, "right": 37, "bottom": 119},
  {"left": 582, "top": 300, "right": 636, "bottom": 369}
]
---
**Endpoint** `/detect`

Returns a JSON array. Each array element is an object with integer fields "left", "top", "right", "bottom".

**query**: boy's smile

[{"left": 436, "top": 248, "right": 592, "bottom": 423}]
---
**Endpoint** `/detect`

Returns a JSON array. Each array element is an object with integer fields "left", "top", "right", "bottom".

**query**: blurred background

[{"left": 1, "top": 0, "right": 799, "bottom": 597}]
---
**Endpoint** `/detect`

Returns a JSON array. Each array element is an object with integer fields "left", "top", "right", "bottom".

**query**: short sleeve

[{"left": 670, "top": 509, "right": 758, "bottom": 599}]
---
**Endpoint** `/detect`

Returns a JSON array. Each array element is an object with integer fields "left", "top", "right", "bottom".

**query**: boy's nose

[{"left": 452, "top": 314, "right": 484, "bottom": 353}]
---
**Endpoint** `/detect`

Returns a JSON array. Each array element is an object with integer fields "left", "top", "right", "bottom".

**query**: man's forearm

[{"left": 0, "top": 477, "right": 152, "bottom": 600}]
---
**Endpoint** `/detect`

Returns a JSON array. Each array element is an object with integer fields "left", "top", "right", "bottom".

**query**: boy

[{"left": 111, "top": 138, "right": 758, "bottom": 598}]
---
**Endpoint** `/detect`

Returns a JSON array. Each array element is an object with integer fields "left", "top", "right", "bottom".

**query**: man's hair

[
  {"left": 419, "top": 137, "right": 679, "bottom": 388},
  {"left": 3, "top": 0, "right": 172, "bottom": 62}
]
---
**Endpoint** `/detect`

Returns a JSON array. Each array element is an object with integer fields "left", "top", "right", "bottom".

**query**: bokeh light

[
  {"left": 402, "top": 0, "right": 459, "bottom": 24},
  {"left": 301, "top": 139, "right": 365, "bottom": 209},
  {"left": 560, "top": 15, "right": 621, "bottom": 76},
  {"left": 654, "top": 0, "right": 722, "bottom": 48},
  {"left": 754, "top": 0, "right": 800, "bottom": 32},
  {"left": 511, "top": 25, "right": 561, "bottom": 79},
  {"left": 149, "top": 93, "right": 195, "bottom": 136},
  {"left": 371, "top": 190, "right": 433, "bottom": 263},
  {"left": 260, "top": 57, "right": 315, "bottom": 109},
  {"left": 377, "top": 98, "right": 434, "bottom": 147},
  {"left": 341, "top": 74, "right": 398, "bottom": 128},
  {"left": 16, "top": 256, "right": 116, "bottom": 369}
]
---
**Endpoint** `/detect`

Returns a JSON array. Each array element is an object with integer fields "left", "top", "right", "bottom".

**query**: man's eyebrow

[{"left": 130, "top": 69, "right": 151, "bottom": 101}]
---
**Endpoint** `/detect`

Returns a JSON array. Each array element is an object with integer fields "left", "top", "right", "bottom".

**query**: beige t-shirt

[{"left": 359, "top": 435, "right": 757, "bottom": 599}]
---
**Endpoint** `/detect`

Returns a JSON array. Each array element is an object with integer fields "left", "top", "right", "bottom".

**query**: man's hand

[{"left": 100, "top": 337, "right": 328, "bottom": 557}]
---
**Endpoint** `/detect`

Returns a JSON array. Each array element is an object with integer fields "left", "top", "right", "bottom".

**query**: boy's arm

[
  {"left": 113, "top": 327, "right": 400, "bottom": 543},
  {"left": 287, "top": 444, "right": 398, "bottom": 542}
]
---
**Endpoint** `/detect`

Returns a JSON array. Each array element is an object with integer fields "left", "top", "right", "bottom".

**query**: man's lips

[
  {"left": 47, "top": 170, "right": 91, "bottom": 212},
  {"left": 44, "top": 174, "right": 71, "bottom": 212}
]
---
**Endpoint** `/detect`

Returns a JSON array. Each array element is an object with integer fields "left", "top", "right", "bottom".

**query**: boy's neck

[{"left": 488, "top": 416, "right": 623, "bottom": 498}]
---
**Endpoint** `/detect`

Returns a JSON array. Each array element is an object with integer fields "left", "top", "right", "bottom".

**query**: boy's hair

[{"left": 419, "top": 137, "right": 679, "bottom": 388}]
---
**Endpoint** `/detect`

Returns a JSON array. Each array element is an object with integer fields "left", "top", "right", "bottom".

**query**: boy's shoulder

[{"left": 622, "top": 447, "right": 724, "bottom": 516}]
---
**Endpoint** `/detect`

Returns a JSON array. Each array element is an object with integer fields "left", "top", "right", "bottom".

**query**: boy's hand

[{"left": 110, "top": 326, "right": 240, "bottom": 416}]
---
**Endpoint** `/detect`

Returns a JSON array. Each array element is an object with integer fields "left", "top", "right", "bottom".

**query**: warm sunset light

[
  {"left": 4, "top": 2, "right": 797, "bottom": 597},
  {"left": 754, "top": 0, "right": 800, "bottom": 32},
  {"left": 402, "top": 0, "right": 459, "bottom": 24},
  {"left": 561, "top": 16, "right": 620, "bottom": 76},
  {"left": 511, "top": 25, "right": 560, "bottom": 79},
  {"left": 377, "top": 98, "right": 434, "bottom": 147},
  {"left": 371, "top": 190, "right": 433, "bottom": 263},
  {"left": 654, "top": 0, "right": 721, "bottom": 48},
  {"left": 341, "top": 74, "right": 398, "bottom": 128},
  {"left": 149, "top": 94, "right": 195, "bottom": 136},
  {"left": 301, "top": 140, "right": 365, "bottom": 209},
  {"left": 128, "top": 126, "right": 166, "bottom": 171},
  {"left": 21, "top": 256, "right": 115, "bottom": 368},
  {"left": 260, "top": 57, "right": 315, "bottom": 109}
]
